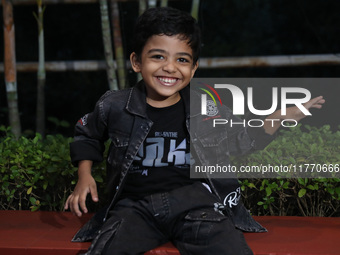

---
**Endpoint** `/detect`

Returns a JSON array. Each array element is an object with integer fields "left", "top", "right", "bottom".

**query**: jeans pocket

[{"left": 181, "top": 209, "right": 227, "bottom": 245}]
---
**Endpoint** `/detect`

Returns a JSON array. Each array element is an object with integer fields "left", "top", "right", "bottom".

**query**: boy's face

[{"left": 130, "top": 34, "right": 198, "bottom": 107}]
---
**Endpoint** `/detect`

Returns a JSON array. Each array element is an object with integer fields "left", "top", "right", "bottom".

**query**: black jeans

[{"left": 86, "top": 182, "right": 253, "bottom": 255}]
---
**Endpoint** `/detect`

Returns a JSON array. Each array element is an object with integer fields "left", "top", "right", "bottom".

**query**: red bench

[{"left": 0, "top": 210, "right": 339, "bottom": 255}]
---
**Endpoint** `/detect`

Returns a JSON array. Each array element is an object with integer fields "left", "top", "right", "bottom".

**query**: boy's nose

[{"left": 162, "top": 61, "right": 177, "bottom": 73}]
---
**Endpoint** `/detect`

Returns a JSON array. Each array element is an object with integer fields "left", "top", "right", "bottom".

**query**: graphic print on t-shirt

[{"left": 134, "top": 135, "right": 189, "bottom": 169}]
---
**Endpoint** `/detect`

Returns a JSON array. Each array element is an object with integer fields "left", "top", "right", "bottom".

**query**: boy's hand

[
  {"left": 64, "top": 160, "right": 98, "bottom": 217},
  {"left": 285, "top": 96, "right": 325, "bottom": 122},
  {"left": 264, "top": 96, "right": 325, "bottom": 135}
]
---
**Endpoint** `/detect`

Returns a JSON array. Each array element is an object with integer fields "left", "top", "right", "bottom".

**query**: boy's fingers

[
  {"left": 64, "top": 196, "right": 70, "bottom": 210},
  {"left": 311, "top": 97, "right": 325, "bottom": 109},
  {"left": 316, "top": 98, "right": 325, "bottom": 105},
  {"left": 312, "top": 103, "right": 324, "bottom": 109},
  {"left": 70, "top": 195, "right": 83, "bottom": 217},
  {"left": 79, "top": 192, "right": 88, "bottom": 214},
  {"left": 304, "top": 96, "right": 325, "bottom": 109},
  {"left": 90, "top": 184, "right": 99, "bottom": 202},
  {"left": 64, "top": 197, "right": 68, "bottom": 210}
]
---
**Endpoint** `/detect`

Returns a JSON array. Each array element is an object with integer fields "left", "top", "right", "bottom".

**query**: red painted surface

[
  {"left": 0, "top": 210, "right": 340, "bottom": 255},
  {"left": 0, "top": 210, "right": 91, "bottom": 255}
]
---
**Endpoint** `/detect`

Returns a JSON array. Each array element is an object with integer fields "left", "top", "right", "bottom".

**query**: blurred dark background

[{"left": 1, "top": 0, "right": 340, "bottom": 136}]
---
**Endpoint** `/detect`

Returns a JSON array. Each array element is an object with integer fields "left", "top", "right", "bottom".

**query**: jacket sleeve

[
  {"left": 70, "top": 93, "right": 110, "bottom": 166},
  {"left": 224, "top": 106, "right": 275, "bottom": 156}
]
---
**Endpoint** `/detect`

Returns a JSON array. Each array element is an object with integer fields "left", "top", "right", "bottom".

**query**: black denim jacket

[{"left": 70, "top": 81, "right": 274, "bottom": 242}]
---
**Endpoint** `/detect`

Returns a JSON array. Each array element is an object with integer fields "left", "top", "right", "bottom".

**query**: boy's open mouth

[{"left": 157, "top": 77, "right": 179, "bottom": 86}]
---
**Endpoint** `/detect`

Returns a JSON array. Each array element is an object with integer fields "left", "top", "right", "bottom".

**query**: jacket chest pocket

[
  {"left": 111, "top": 134, "right": 129, "bottom": 147},
  {"left": 197, "top": 130, "right": 227, "bottom": 147},
  {"left": 108, "top": 132, "right": 130, "bottom": 165},
  {"left": 195, "top": 130, "right": 230, "bottom": 164}
]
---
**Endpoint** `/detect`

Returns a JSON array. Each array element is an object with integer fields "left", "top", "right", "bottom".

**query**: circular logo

[{"left": 206, "top": 100, "right": 219, "bottom": 116}]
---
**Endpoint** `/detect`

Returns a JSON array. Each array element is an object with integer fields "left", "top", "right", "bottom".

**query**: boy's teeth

[{"left": 158, "top": 77, "right": 177, "bottom": 84}]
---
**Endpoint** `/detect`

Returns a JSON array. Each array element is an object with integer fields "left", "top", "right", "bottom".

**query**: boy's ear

[
  {"left": 130, "top": 52, "right": 141, "bottom": 73},
  {"left": 191, "top": 61, "right": 199, "bottom": 79}
]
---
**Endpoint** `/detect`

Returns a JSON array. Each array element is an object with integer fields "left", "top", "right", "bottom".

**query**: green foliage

[
  {"left": 1, "top": 124, "right": 339, "bottom": 217},
  {"left": 0, "top": 126, "right": 107, "bottom": 212},
  {"left": 234, "top": 125, "right": 340, "bottom": 216}
]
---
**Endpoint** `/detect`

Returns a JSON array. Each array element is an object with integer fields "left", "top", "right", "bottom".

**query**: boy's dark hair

[{"left": 132, "top": 7, "right": 201, "bottom": 64}]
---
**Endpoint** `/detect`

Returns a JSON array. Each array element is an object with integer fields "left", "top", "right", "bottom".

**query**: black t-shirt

[{"left": 120, "top": 99, "right": 195, "bottom": 200}]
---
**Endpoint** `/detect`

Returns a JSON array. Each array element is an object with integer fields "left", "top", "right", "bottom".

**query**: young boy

[{"left": 65, "top": 7, "right": 324, "bottom": 255}]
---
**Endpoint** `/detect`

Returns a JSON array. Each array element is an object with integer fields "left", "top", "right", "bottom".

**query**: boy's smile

[{"left": 130, "top": 34, "right": 198, "bottom": 107}]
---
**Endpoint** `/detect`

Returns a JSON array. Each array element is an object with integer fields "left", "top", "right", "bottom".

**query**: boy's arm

[
  {"left": 263, "top": 96, "right": 325, "bottom": 135},
  {"left": 64, "top": 160, "right": 98, "bottom": 217},
  {"left": 66, "top": 93, "right": 113, "bottom": 217}
]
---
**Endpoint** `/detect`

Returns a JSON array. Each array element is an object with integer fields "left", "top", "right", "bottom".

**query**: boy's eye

[
  {"left": 151, "top": 55, "right": 164, "bottom": 60},
  {"left": 178, "top": 58, "right": 190, "bottom": 63}
]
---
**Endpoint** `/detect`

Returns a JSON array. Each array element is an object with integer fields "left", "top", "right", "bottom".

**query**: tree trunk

[
  {"left": 148, "top": 0, "right": 156, "bottom": 8},
  {"left": 2, "top": 0, "right": 21, "bottom": 138},
  {"left": 191, "top": 0, "right": 200, "bottom": 20},
  {"left": 160, "top": 0, "right": 168, "bottom": 7},
  {"left": 99, "top": 0, "right": 118, "bottom": 90},
  {"left": 136, "top": 0, "right": 147, "bottom": 82},
  {"left": 139, "top": 0, "right": 147, "bottom": 15},
  {"left": 110, "top": 0, "right": 127, "bottom": 88},
  {"left": 34, "top": 0, "right": 46, "bottom": 136}
]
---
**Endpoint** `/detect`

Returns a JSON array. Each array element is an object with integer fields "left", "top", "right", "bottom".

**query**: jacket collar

[
  {"left": 126, "top": 80, "right": 191, "bottom": 118},
  {"left": 126, "top": 80, "right": 148, "bottom": 118},
  {"left": 179, "top": 83, "right": 190, "bottom": 118}
]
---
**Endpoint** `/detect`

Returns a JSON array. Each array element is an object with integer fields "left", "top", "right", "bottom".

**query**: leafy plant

[
  {"left": 0, "top": 126, "right": 107, "bottom": 212},
  {"left": 1, "top": 124, "right": 339, "bottom": 217},
  {"left": 235, "top": 125, "right": 340, "bottom": 216}
]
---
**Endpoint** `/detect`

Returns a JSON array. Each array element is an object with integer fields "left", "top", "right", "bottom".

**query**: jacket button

[{"left": 201, "top": 212, "right": 207, "bottom": 218}]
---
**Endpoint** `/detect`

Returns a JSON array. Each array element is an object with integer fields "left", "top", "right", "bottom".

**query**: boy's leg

[
  {"left": 161, "top": 182, "right": 253, "bottom": 255},
  {"left": 172, "top": 207, "right": 253, "bottom": 255},
  {"left": 86, "top": 198, "right": 168, "bottom": 255}
]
